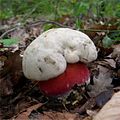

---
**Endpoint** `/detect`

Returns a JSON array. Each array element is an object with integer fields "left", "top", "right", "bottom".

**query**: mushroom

[
  {"left": 22, "top": 28, "right": 97, "bottom": 96},
  {"left": 38, "top": 62, "right": 90, "bottom": 96}
]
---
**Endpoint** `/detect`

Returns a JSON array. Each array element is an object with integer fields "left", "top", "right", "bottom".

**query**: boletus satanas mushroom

[{"left": 22, "top": 28, "right": 97, "bottom": 96}]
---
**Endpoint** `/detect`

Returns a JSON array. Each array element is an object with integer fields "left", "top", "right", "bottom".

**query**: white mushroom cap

[{"left": 22, "top": 28, "right": 97, "bottom": 81}]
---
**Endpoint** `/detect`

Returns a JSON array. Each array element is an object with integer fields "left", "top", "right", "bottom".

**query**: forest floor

[{"left": 0, "top": 16, "right": 120, "bottom": 120}]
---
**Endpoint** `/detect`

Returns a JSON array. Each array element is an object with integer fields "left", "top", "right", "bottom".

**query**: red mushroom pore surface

[{"left": 38, "top": 62, "right": 90, "bottom": 96}]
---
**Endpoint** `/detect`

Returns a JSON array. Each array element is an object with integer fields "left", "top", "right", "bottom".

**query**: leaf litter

[{"left": 0, "top": 17, "right": 120, "bottom": 120}]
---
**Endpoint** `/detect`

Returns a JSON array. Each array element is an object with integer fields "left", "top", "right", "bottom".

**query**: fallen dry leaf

[
  {"left": 0, "top": 74, "right": 13, "bottom": 96},
  {"left": 74, "top": 97, "right": 96, "bottom": 114},
  {"left": 95, "top": 90, "right": 113, "bottom": 107},
  {"left": 88, "top": 64, "right": 113, "bottom": 97},
  {"left": 83, "top": 116, "right": 92, "bottom": 120},
  {"left": 0, "top": 51, "right": 22, "bottom": 96},
  {"left": 104, "top": 59, "right": 116, "bottom": 68},
  {"left": 14, "top": 103, "right": 42, "bottom": 120},
  {"left": 93, "top": 91, "right": 120, "bottom": 120},
  {"left": 29, "top": 111, "right": 80, "bottom": 120},
  {"left": 112, "top": 44, "right": 120, "bottom": 58}
]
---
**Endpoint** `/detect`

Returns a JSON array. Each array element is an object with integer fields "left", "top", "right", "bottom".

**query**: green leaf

[
  {"left": 43, "top": 24, "right": 56, "bottom": 31},
  {"left": 102, "top": 35, "right": 113, "bottom": 48},
  {"left": 0, "top": 38, "right": 19, "bottom": 46}
]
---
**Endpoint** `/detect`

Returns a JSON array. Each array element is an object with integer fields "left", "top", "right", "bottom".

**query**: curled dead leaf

[
  {"left": 14, "top": 103, "right": 42, "bottom": 120},
  {"left": 88, "top": 64, "right": 113, "bottom": 97},
  {"left": 93, "top": 91, "right": 120, "bottom": 120},
  {"left": 29, "top": 111, "right": 80, "bottom": 120}
]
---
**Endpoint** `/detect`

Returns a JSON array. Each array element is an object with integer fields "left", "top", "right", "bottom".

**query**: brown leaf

[
  {"left": 93, "top": 91, "right": 120, "bottom": 120},
  {"left": 104, "top": 59, "right": 116, "bottom": 68},
  {"left": 88, "top": 63, "right": 113, "bottom": 97},
  {"left": 95, "top": 90, "right": 114, "bottom": 107},
  {"left": 3, "top": 50, "right": 22, "bottom": 85},
  {"left": 112, "top": 44, "right": 120, "bottom": 58},
  {"left": 74, "top": 98, "right": 96, "bottom": 114},
  {"left": 14, "top": 103, "right": 42, "bottom": 120},
  {"left": 0, "top": 56, "right": 7, "bottom": 71},
  {"left": 84, "top": 24, "right": 118, "bottom": 39},
  {"left": 83, "top": 116, "right": 92, "bottom": 120},
  {"left": 98, "top": 46, "right": 113, "bottom": 57},
  {"left": 31, "top": 111, "right": 81, "bottom": 120},
  {"left": 58, "top": 15, "right": 74, "bottom": 26},
  {"left": 29, "top": 27, "right": 41, "bottom": 38},
  {"left": 0, "top": 75, "right": 13, "bottom": 96},
  {"left": 0, "top": 51, "right": 22, "bottom": 96}
]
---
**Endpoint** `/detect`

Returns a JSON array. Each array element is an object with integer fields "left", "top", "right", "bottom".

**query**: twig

[
  {"left": 0, "top": 27, "right": 17, "bottom": 39},
  {"left": 80, "top": 29, "right": 120, "bottom": 32},
  {"left": 1, "top": 19, "right": 120, "bottom": 39},
  {"left": 27, "top": 20, "right": 68, "bottom": 28},
  {"left": 1, "top": 20, "right": 120, "bottom": 33},
  {"left": 1, "top": 46, "right": 25, "bottom": 49},
  {"left": 27, "top": 20, "right": 120, "bottom": 32}
]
